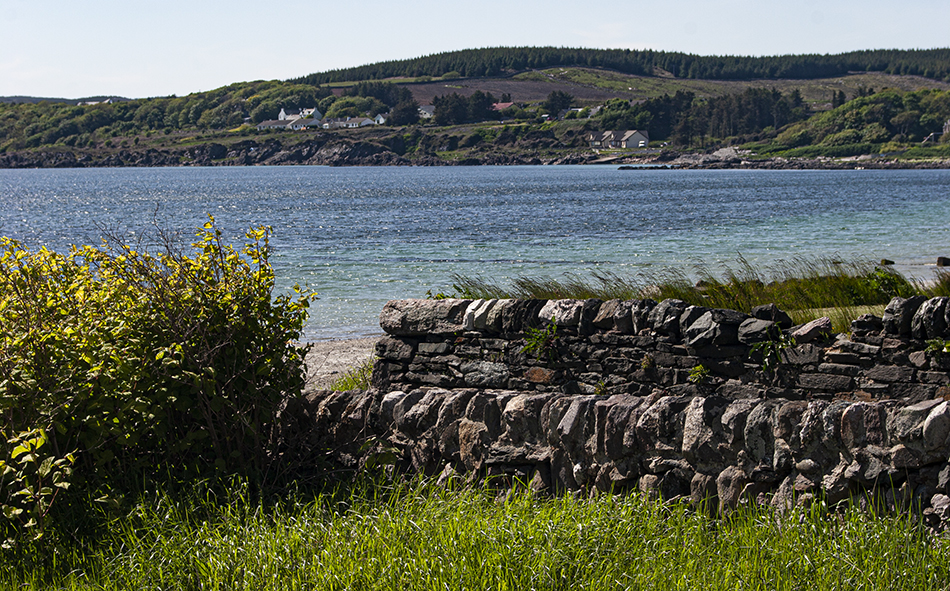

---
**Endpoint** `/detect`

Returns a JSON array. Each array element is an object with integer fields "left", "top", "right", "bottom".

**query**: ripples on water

[{"left": 1, "top": 166, "right": 948, "bottom": 340}]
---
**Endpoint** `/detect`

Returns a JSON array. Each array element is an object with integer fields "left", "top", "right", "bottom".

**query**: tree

[
  {"left": 388, "top": 99, "right": 420, "bottom": 126},
  {"left": 433, "top": 93, "right": 468, "bottom": 126},
  {"left": 467, "top": 91, "right": 496, "bottom": 122},
  {"left": 544, "top": 90, "right": 574, "bottom": 114}
]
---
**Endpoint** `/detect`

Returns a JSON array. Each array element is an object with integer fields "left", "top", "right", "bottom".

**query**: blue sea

[{"left": 1, "top": 165, "right": 948, "bottom": 341}]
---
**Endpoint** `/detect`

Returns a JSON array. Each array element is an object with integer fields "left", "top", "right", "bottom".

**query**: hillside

[{"left": 1, "top": 46, "right": 949, "bottom": 169}]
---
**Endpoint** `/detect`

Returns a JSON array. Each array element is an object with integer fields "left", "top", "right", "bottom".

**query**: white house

[
  {"left": 418, "top": 105, "right": 435, "bottom": 119},
  {"left": 587, "top": 130, "right": 649, "bottom": 149},
  {"left": 256, "top": 119, "right": 291, "bottom": 131},
  {"left": 278, "top": 108, "right": 301, "bottom": 121},
  {"left": 374, "top": 113, "right": 389, "bottom": 125}
]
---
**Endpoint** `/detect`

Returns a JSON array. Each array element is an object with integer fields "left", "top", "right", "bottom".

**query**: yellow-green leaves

[{"left": 0, "top": 218, "right": 315, "bottom": 545}]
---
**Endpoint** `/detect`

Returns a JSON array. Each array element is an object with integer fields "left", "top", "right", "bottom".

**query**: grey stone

[
  {"left": 484, "top": 299, "right": 513, "bottom": 333},
  {"left": 538, "top": 299, "right": 584, "bottom": 327},
  {"left": 648, "top": 299, "right": 688, "bottom": 338},
  {"left": 797, "top": 373, "right": 853, "bottom": 392},
  {"left": 691, "top": 473, "right": 718, "bottom": 511},
  {"left": 791, "top": 317, "right": 833, "bottom": 343},
  {"left": 751, "top": 303, "right": 794, "bottom": 329},
  {"left": 458, "top": 418, "right": 490, "bottom": 471},
  {"left": 851, "top": 313, "right": 883, "bottom": 335},
  {"left": 863, "top": 365, "right": 915, "bottom": 383},
  {"left": 500, "top": 299, "right": 547, "bottom": 334},
  {"left": 912, "top": 297, "right": 948, "bottom": 340},
  {"left": 380, "top": 299, "right": 471, "bottom": 336},
  {"left": 593, "top": 299, "right": 623, "bottom": 329},
  {"left": 738, "top": 318, "right": 779, "bottom": 344},
  {"left": 744, "top": 401, "right": 777, "bottom": 466},
  {"left": 679, "top": 305, "right": 710, "bottom": 338},
  {"left": 720, "top": 399, "right": 759, "bottom": 446},
  {"left": 887, "top": 398, "right": 942, "bottom": 443},
  {"left": 463, "top": 299, "right": 500, "bottom": 331},
  {"left": 500, "top": 393, "right": 552, "bottom": 445},
  {"left": 460, "top": 361, "right": 510, "bottom": 389},
  {"left": 923, "top": 401, "right": 950, "bottom": 451},
  {"left": 631, "top": 299, "right": 658, "bottom": 333},
  {"left": 636, "top": 395, "right": 691, "bottom": 452},
  {"left": 931, "top": 494, "right": 950, "bottom": 519},
  {"left": 376, "top": 336, "right": 416, "bottom": 361},
  {"left": 398, "top": 389, "right": 448, "bottom": 435},
  {"left": 602, "top": 397, "right": 645, "bottom": 459},
  {"left": 682, "top": 396, "right": 730, "bottom": 466},
  {"left": 717, "top": 466, "right": 749, "bottom": 512},
  {"left": 882, "top": 296, "right": 927, "bottom": 336},
  {"left": 683, "top": 310, "right": 745, "bottom": 349},
  {"left": 418, "top": 342, "right": 451, "bottom": 355}
]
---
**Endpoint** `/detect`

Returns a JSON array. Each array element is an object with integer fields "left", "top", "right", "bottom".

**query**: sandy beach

[{"left": 303, "top": 336, "right": 381, "bottom": 392}]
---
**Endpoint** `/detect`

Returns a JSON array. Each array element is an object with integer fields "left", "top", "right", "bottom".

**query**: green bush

[{"left": 0, "top": 219, "right": 314, "bottom": 518}]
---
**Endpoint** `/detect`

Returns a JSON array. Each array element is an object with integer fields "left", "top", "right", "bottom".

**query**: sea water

[{"left": 1, "top": 165, "right": 948, "bottom": 341}]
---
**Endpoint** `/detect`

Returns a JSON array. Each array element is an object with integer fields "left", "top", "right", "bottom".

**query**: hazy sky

[{"left": 2, "top": 0, "right": 948, "bottom": 99}]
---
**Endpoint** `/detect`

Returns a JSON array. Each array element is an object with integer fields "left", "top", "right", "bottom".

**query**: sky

[{"left": 2, "top": 0, "right": 949, "bottom": 99}]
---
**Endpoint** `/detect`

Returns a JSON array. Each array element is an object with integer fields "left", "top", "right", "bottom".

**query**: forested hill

[{"left": 291, "top": 47, "right": 950, "bottom": 85}]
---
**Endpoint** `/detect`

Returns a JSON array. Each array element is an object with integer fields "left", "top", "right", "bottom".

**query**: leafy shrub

[{"left": 0, "top": 219, "right": 314, "bottom": 508}]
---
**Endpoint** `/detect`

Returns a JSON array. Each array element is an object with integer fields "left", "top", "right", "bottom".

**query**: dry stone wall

[{"left": 294, "top": 296, "right": 950, "bottom": 522}]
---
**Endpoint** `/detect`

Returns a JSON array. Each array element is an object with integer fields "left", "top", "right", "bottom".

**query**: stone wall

[{"left": 292, "top": 296, "right": 950, "bottom": 522}]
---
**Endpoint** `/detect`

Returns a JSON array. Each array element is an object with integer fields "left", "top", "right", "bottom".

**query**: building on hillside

[
  {"left": 256, "top": 119, "right": 292, "bottom": 131},
  {"left": 278, "top": 108, "right": 301, "bottom": 121},
  {"left": 278, "top": 107, "right": 322, "bottom": 121},
  {"left": 374, "top": 113, "right": 389, "bottom": 125},
  {"left": 587, "top": 130, "right": 649, "bottom": 149},
  {"left": 492, "top": 102, "right": 514, "bottom": 111},
  {"left": 418, "top": 105, "right": 435, "bottom": 119},
  {"left": 344, "top": 117, "right": 374, "bottom": 128}
]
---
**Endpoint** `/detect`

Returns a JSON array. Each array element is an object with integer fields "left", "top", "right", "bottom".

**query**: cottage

[
  {"left": 418, "top": 105, "right": 435, "bottom": 119},
  {"left": 374, "top": 113, "right": 389, "bottom": 125},
  {"left": 587, "top": 130, "right": 649, "bottom": 149},
  {"left": 256, "top": 119, "right": 291, "bottom": 131},
  {"left": 278, "top": 108, "right": 301, "bottom": 121},
  {"left": 344, "top": 117, "right": 375, "bottom": 128}
]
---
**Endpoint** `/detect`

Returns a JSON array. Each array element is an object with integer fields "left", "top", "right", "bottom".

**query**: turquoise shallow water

[{"left": 1, "top": 165, "right": 948, "bottom": 340}]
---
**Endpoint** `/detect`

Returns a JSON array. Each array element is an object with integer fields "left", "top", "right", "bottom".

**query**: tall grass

[
  {"left": 453, "top": 258, "right": 950, "bottom": 332},
  {"left": 4, "top": 480, "right": 947, "bottom": 590}
]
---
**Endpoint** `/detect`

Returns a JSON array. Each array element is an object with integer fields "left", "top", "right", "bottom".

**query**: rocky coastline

[{"left": 2, "top": 137, "right": 947, "bottom": 169}]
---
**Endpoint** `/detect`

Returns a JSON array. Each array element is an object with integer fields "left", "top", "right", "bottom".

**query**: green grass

[
  {"left": 5, "top": 479, "right": 947, "bottom": 590},
  {"left": 451, "top": 257, "right": 950, "bottom": 332},
  {"left": 330, "top": 357, "right": 374, "bottom": 391}
]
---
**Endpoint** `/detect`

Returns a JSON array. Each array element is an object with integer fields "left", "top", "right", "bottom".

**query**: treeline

[
  {"left": 291, "top": 47, "right": 950, "bottom": 85},
  {"left": 598, "top": 88, "right": 811, "bottom": 145}
]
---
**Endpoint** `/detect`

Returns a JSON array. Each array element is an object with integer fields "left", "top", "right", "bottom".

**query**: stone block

[
  {"left": 539, "top": 299, "right": 584, "bottom": 327},
  {"left": 882, "top": 296, "right": 927, "bottom": 336},
  {"left": 912, "top": 297, "right": 948, "bottom": 340},
  {"left": 738, "top": 318, "right": 779, "bottom": 344},
  {"left": 863, "top": 365, "right": 915, "bottom": 383},
  {"left": 751, "top": 303, "right": 793, "bottom": 329},
  {"left": 791, "top": 317, "right": 832, "bottom": 344},
  {"left": 797, "top": 373, "right": 853, "bottom": 392},
  {"left": 380, "top": 299, "right": 471, "bottom": 336},
  {"left": 647, "top": 299, "right": 688, "bottom": 338}
]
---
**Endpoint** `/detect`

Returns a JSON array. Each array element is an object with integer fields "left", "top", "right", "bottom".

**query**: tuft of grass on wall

[
  {"left": 453, "top": 256, "right": 936, "bottom": 332},
  {"left": 330, "top": 358, "right": 374, "bottom": 391}
]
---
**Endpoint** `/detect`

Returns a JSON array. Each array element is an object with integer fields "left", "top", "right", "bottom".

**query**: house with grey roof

[{"left": 587, "top": 130, "right": 649, "bottom": 149}]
